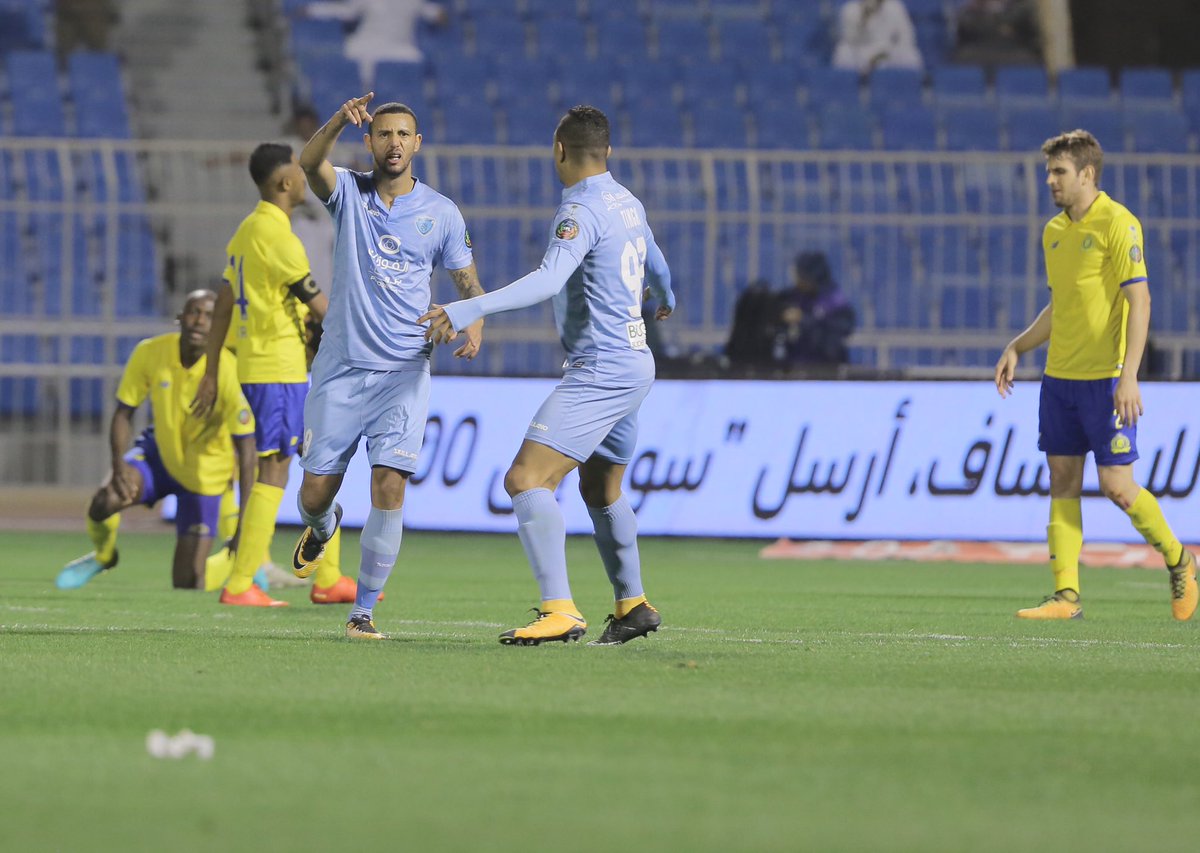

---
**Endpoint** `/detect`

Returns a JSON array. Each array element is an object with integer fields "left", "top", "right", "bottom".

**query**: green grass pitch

[{"left": 3, "top": 527, "right": 1200, "bottom": 852}]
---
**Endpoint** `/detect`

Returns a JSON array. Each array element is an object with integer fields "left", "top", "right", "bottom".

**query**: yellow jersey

[
  {"left": 1042, "top": 192, "right": 1148, "bottom": 380},
  {"left": 223, "top": 200, "right": 312, "bottom": 384},
  {"left": 116, "top": 332, "right": 255, "bottom": 496}
]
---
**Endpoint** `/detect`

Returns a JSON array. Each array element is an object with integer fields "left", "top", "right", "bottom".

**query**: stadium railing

[{"left": 1, "top": 137, "right": 1198, "bottom": 485}]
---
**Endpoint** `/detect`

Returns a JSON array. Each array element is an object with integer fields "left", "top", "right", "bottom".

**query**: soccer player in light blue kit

[
  {"left": 423, "top": 106, "right": 675, "bottom": 646},
  {"left": 294, "top": 92, "right": 486, "bottom": 639}
]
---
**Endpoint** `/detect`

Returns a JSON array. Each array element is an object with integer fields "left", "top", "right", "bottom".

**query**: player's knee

[
  {"left": 577, "top": 476, "right": 616, "bottom": 508},
  {"left": 504, "top": 465, "right": 536, "bottom": 497},
  {"left": 1101, "top": 483, "right": 1135, "bottom": 510}
]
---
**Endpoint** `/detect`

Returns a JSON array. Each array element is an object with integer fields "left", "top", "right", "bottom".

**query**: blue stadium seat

[
  {"left": 471, "top": 14, "right": 529, "bottom": 58},
  {"left": 931, "top": 65, "right": 986, "bottom": 102},
  {"left": 1182, "top": 69, "right": 1200, "bottom": 122},
  {"left": 690, "top": 104, "right": 751, "bottom": 149},
  {"left": 1004, "top": 105, "right": 1063, "bottom": 152},
  {"left": 371, "top": 61, "right": 425, "bottom": 103},
  {"left": 626, "top": 104, "right": 685, "bottom": 148},
  {"left": 743, "top": 62, "right": 801, "bottom": 110},
  {"left": 1127, "top": 110, "right": 1190, "bottom": 153},
  {"left": 594, "top": 18, "right": 648, "bottom": 62},
  {"left": 867, "top": 68, "right": 924, "bottom": 111},
  {"left": 994, "top": 66, "right": 1049, "bottom": 102},
  {"left": 289, "top": 18, "right": 346, "bottom": 59},
  {"left": 881, "top": 108, "right": 938, "bottom": 150},
  {"left": 429, "top": 55, "right": 491, "bottom": 104},
  {"left": 554, "top": 59, "right": 619, "bottom": 111},
  {"left": 941, "top": 107, "right": 1001, "bottom": 150},
  {"left": 778, "top": 18, "right": 832, "bottom": 67},
  {"left": 1061, "top": 108, "right": 1126, "bottom": 151},
  {"left": 814, "top": 108, "right": 875, "bottom": 150},
  {"left": 681, "top": 64, "right": 740, "bottom": 110},
  {"left": 503, "top": 101, "right": 562, "bottom": 145},
  {"left": 491, "top": 57, "right": 554, "bottom": 108},
  {"left": 716, "top": 18, "right": 772, "bottom": 61},
  {"left": 6, "top": 51, "right": 66, "bottom": 137},
  {"left": 654, "top": 18, "right": 714, "bottom": 62},
  {"left": 66, "top": 52, "right": 124, "bottom": 106},
  {"left": 800, "top": 68, "right": 861, "bottom": 109},
  {"left": 533, "top": 16, "right": 588, "bottom": 59},
  {"left": 300, "top": 55, "right": 362, "bottom": 118},
  {"left": 75, "top": 100, "right": 131, "bottom": 138},
  {"left": 620, "top": 62, "right": 678, "bottom": 108},
  {"left": 439, "top": 100, "right": 499, "bottom": 144},
  {"left": 1056, "top": 67, "right": 1111, "bottom": 103},
  {"left": 1119, "top": 68, "right": 1175, "bottom": 107},
  {"left": 939, "top": 285, "right": 989, "bottom": 330}
]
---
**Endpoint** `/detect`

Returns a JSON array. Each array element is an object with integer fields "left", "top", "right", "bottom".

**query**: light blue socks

[
  {"left": 349, "top": 506, "right": 404, "bottom": 620},
  {"left": 587, "top": 494, "right": 644, "bottom": 600},
  {"left": 512, "top": 488, "right": 572, "bottom": 601}
]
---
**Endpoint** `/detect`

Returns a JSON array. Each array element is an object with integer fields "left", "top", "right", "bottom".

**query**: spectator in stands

[
  {"left": 301, "top": 0, "right": 447, "bottom": 85},
  {"left": 775, "top": 251, "right": 856, "bottom": 366},
  {"left": 832, "top": 0, "right": 923, "bottom": 73},
  {"left": 55, "top": 0, "right": 118, "bottom": 58},
  {"left": 952, "top": 0, "right": 1041, "bottom": 66},
  {"left": 725, "top": 279, "right": 780, "bottom": 370}
]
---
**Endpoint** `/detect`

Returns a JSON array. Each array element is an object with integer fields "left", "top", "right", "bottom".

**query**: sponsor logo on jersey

[
  {"left": 393, "top": 448, "right": 418, "bottom": 459},
  {"left": 379, "top": 235, "right": 402, "bottom": 255},
  {"left": 302, "top": 428, "right": 313, "bottom": 457},
  {"left": 415, "top": 215, "right": 435, "bottom": 235},
  {"left": 529, "top": 421, "right": 549, "bottom": 431},
  {"left": 464, "top": 229, "right": 472, "bottom": 248},
  {"left": 1082, "top": 235, "right": 1094, "bottom": 250},
  {"left": 555, "top": 219, "right": 579, "bottom": 240}
]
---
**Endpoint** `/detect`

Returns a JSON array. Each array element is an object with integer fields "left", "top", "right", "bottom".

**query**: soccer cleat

[
  {"left": 1168, "top": 549, "right": 1198, "bottom": 621},
  {"left": 56, "top": 549, "right": 118, "bottom": 590},
  {"left": 291, "top": 503, "right": 342, "bottom": 579},
  {"left": 1016, "top": 590, "right": 1083, "bottom": 620},
  {"left": 588, "top": 601, "right": 662, "bottom": 646},
  {"left": 346, "top": 614, "right": 386, "bottom": 640},
  {"left": 311, "top": 575, "right": 355, "bottom": 604},
  {"left": 219, "top": 584, "right": 288, "bottom": 607},
  {"left": 262, "top": 560, "right": 308, "bottom": 590},
  {"left": 499, "top": 608, "right": 587, "bottom": 646}
]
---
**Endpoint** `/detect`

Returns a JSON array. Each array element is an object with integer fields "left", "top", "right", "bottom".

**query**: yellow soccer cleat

[
  {"left": 499, "top": 609, "right": 587, "bottom": 646},
  {"left": 1016, "top": 590, "right": 1083, "bottom": 620},
  {"left": 346, "top": 614, "right": 386, "bottom": 640},
  {"left": 1168, "top": 550, "right": 1198, "bottom": 621},
  {"left": 292, "top": 503, "right": 342, "bottom": 579}
]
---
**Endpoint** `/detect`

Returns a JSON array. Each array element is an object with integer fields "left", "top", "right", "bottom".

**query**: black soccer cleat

[
  {"left": 292, "top": 503, "right": 342, "bottom": 579},
  {"left": 587, "top": 601, "right": 662, "bottom": 646}
]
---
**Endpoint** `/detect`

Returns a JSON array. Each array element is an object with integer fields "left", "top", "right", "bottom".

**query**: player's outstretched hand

[
  {"left": 339, "top": 92, "right": 375, "bottom": 128},
  {"left": 190, "top": 375, "right": 218, "bottom": 419},
  {"left": 994, "top": 346, "right": 1018, "bottom": 398},
  {"left": 454, "top": 319, "right": 483, "bottom": 360},
  {"left": 419, "top": 304, "right": 458, "bottom": 345}
]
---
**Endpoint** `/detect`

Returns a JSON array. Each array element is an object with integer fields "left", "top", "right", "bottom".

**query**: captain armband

[{"left": 287, "top": 273, "right": 322, "bottom": 304}]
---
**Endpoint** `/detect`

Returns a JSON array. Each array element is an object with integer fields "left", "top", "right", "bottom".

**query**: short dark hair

[
  {"left": 368, "top": 102, "right": 419, "bottom": 134},
  {"left": 1042, "top": 129, "right": 1104, "bottom": 185},
  {"left": 555, "top": 105, "right": 610, "bottom": 160},
  {"left": 248, "top": 142, "right": 294, "bottom": 187}
]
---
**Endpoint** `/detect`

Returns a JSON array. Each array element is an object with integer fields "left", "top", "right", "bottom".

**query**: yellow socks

[
  {"left": 87, "top": 514, "right": 120, "bottom": 565},
  {"left": 313, "top": 526, "right": 343, "bottom": 588},
  {"left": 541, "top": 598, "right": 583, "bottom": 619},
  {"left": 203, "top": 548, "right": 235, "bottom": 592},
  {"left": 218, "top": 483, "right": 239, "bottom": 543},
  {"left": 615, "top": 594, "right": 647, "bottom": 618},
  {"left": 224, "top": 482, "right": 284, "bottom": 596},
  {"left": 1047, "top": 498, "right": 1083, "bottom": 594},
  {"left": 1126, "top": 488, "right": 1184, "bottom": 567}
]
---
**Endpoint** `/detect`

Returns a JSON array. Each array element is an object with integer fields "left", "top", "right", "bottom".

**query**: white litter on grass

[{"left": 146, "top": 729, "right": 214, "bottom": 760}]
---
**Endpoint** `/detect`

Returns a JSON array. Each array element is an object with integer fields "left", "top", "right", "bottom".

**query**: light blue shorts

[
  {"left": 525, "top": 362, "right": 653, "bottom": 465},
  {"left": 301, "top": 355, "right": 431, "bottom": 475}
]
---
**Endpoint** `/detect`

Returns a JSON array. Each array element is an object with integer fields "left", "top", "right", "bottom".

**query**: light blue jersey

[
  {"left": 323, "top": 168, "right": 473, "bottom": 369},
  {"left": 444, "top": 171, "right": 673, "bottom": 380}
]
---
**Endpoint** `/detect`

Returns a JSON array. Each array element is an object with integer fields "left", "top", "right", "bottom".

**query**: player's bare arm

[
  {"left": 107, "top": 403, "right": 139, "bottom": 503},
  {"left": 228, "top": 434, "right": 257, "bottom": 552},
  {"left": 300, "top": 91, "right": 375, "bottom": 202},
  {"left": 190, "top": 283, "right": 234, "bottom": 419},
  {"left": 995, "top": 302, "right": 1053, "bottom": 398},
  {"left": 1115, "top": 281, "right": 1151, "bottom": 426},
  {"left": 444, "top": 264, "right": 485, "bottom": 359}
]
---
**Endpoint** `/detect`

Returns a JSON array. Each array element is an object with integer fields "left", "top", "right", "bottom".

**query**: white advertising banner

[{"left": 261, "top": 377, "right": 1200, "bottom": 542}]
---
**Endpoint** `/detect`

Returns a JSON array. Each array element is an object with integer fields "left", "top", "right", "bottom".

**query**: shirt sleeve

[
  {"left": 324, "top": 167, "right": 353, "bottom": 217},
  {"left": 1109, "top": 212, "right": 1149, "bottom": 287},
  {"left": 546, "top": 201, "right": 601, "bottom": 266},
  {"left": 442, "top": 245, "right": 581, "bottom": 331},
  {"left": 216, "top": 355, "right": 256, "bottom": 437},
  {"left": 271, "top": 230, "right": 313, "bottom": 287},
  {"left": 439, "top": 204, "right": 474, "bottom": 271},
  {"left": 114, "top": 340, "right": 152, "bottom": 409},
  {"left": 643, "top": 224, "right": 675, "bottom": 311}
]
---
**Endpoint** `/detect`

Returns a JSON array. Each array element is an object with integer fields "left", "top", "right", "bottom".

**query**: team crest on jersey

[
  {"left": 555, "top": 219, "right": 579, "bottom": 240},
  {"left": 415, "top": 215, "right": 434, "bottom": 235},
  {"left": 1130, "top": 245, "right": 1142, "bottom": 263},
  {"left": 379, "top": 235, "right": 402, "bottom": 255},
  {"left": 1111, "top": 434, "right": 1131, "bottom": 455},
  {"left": 1081, "top": 235, "right": 1094, "bottom": 250},
  {"left": 238, "top": 408, "right": 251, "bottom": 425}
]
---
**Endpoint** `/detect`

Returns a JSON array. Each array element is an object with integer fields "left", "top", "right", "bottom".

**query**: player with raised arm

[
  {"left": 422, "top": 105, "right": 675, "bottom": 646},
  {"left": 995, "top": 130, "right": 1196, "bottom": 621},
  {"left": 192, "top": 142, "right": 353, "bottom": 607},
  {"left": 57, "top": 291, "right": 257, "bottom": 591},
  {"left": 293, "top": 92, "right": 486, "bottom": 639}
]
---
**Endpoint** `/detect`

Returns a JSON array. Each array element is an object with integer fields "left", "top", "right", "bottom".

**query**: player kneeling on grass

[{"left": 57, "top": 291, "right": 258, "bottom": 592}]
